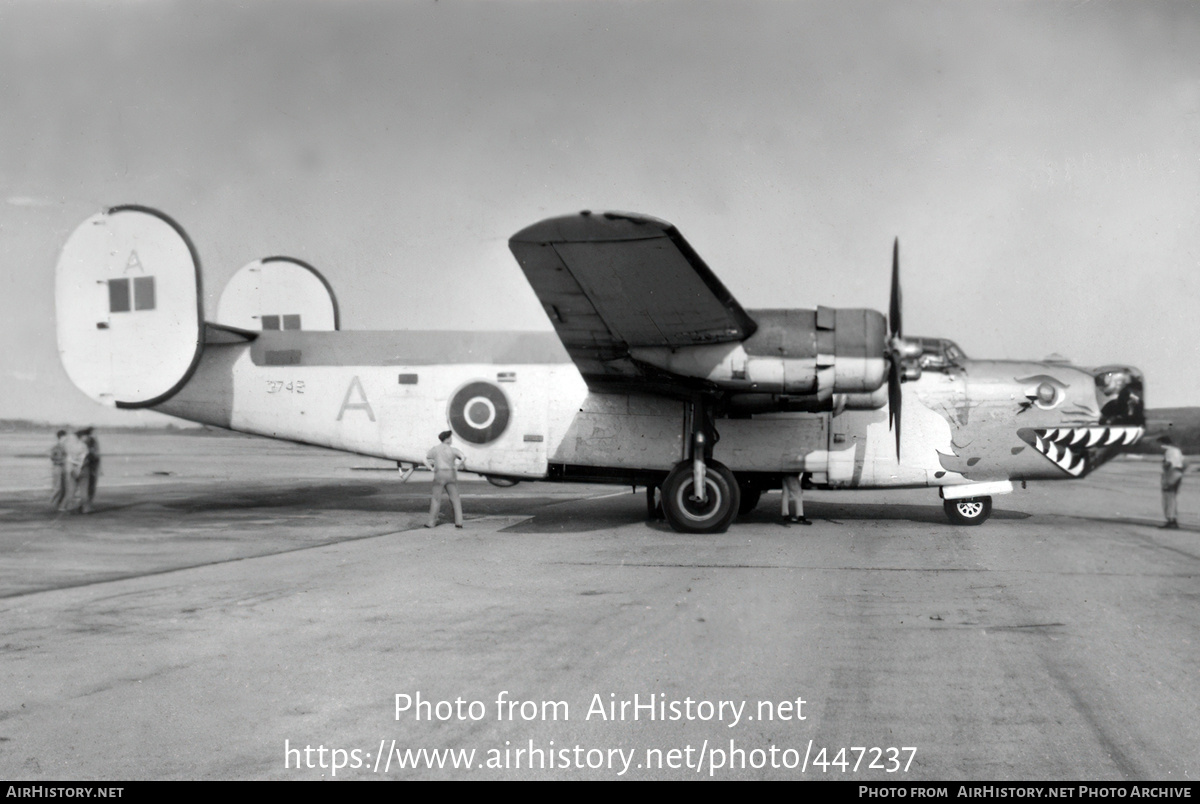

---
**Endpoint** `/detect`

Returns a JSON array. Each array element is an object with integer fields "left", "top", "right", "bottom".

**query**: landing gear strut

[{"left": 659, "top": 400, "right": 739, "bottom": 533}]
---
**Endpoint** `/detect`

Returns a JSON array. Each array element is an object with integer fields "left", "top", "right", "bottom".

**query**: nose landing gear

[{"left": 943, "top": 496, "right": 992, "bottom": 525}]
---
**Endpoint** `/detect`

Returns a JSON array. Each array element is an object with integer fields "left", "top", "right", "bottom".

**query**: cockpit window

[
  {"left": 1096, "top": 368, "right": 1144, "bottom": 425},
  {"left": 916, "top": 338, "right": 966, "bottom": 372}
]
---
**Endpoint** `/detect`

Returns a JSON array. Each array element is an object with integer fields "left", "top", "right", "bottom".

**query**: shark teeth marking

[{"left": 1029, "top": 426, "right": 1144, "bottom": 477}]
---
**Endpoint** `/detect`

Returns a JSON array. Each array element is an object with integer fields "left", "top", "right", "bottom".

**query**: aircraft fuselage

[{"left": 153, "top": 329, "right": 1142, "bottom": 491}]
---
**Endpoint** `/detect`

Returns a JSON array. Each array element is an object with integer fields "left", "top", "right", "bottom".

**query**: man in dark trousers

[{"left": 76, "top": 427, "right": 100, "bottom": 513}]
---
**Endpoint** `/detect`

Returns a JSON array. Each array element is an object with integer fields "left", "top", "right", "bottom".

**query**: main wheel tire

[
  {"left": 736, "top": 481, "right": 761, "bottom": 516},
  {"left": 661, "top": 460, "right": 740, "bottom": 533},
  {"left": 486, "top": 476, "right": 519, "bottom": 487},
  {"left": 943, "top": 496, "right": 992, "bottom": 526}
]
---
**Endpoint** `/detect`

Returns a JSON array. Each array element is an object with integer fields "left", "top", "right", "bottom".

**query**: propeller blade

[
  {"left": 889, "top": 356, "right": 902, "bottom": 460},
  {"left": 889, "top": 237, "right": 901, "bottom": 340},
  {"left": 888, "top": 237, "right": 902, "bottom": 460}
]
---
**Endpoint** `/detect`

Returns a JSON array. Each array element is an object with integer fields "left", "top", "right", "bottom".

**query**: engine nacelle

[
  {"left": 629, "top": 307, "right": 887, "bottom": 400},
  {"left": 726, "top": 386, "right": 888, "bottom": 414}
]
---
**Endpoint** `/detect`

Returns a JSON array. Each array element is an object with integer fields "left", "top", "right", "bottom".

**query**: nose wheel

[{"left": 943, "top": 496, "right": 992, "bottom": 526}]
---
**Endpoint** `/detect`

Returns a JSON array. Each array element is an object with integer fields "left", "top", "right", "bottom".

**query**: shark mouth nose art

[{"left": 1020, "top": 426, "right": 1144, "bottom": 476}]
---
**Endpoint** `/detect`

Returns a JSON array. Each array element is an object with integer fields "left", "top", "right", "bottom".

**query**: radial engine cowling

[{"left": 629, "top": 307, "right": 888, "bottom": 400}]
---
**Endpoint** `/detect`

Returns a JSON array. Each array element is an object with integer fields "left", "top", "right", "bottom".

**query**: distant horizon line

[{"left": 0, "top": 418, "right": 203, "bottom": 432}]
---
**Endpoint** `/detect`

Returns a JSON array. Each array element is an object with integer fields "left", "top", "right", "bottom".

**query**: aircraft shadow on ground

[
  {"left": 501, "top": 498, "right": 1031, "bottom": 533},
  {"left": 0, "top": 482, "right": 578, "bottom": 523},
  {"left": 0, "top": 483, "right": 390, "bottom": 521},
  {"left": 735, "top": 501, "right": 1030, "bottom": 526},
  {"left": 1, "top": 483, "right": 1030, "bottom": 531},
  {"left": 500, "top": 495, "right": 651, "bottom": 533}
]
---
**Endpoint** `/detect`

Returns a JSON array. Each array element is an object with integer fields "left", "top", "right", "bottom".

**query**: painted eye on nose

[{"left": 1019, "top": 375, "right": 1070, "bottom": 410}]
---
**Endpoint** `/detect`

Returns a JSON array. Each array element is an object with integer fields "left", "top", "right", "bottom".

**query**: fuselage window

[
  {"left": 261, "top": 315, "right": 281, "bottom": 330},
  {"left": 282, "top": 314, "right": 302, "bottom": 330}
]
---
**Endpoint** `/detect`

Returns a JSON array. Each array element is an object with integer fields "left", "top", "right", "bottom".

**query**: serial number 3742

[{"left": 266, "top": 380, "right": 305, "bottom": 394}]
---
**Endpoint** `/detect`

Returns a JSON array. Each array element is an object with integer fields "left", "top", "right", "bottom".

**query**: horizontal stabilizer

[
  {"left": 56, "top": 206, "right": 203, "bottom": 408},
  {"left": 205, "top": 322, "right": 258, "bottom": 344}
]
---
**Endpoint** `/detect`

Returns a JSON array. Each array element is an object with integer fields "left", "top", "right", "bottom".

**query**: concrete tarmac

[{"left": 0, "top": 431, "right": 1197, "bottom": 780}]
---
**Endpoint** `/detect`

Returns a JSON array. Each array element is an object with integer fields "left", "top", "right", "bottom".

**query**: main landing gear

[
  {"left": 656, "top": 403, "right": 741, "bottom": 533},
  {"left": 943, "top": 496, "right": 992, "bottom": 526},
  {"left": 654, "top": 397, "right": 997, "bottom": 531},
  {"left": 661, "top": 459, "right": 739, "bottom": 533}
]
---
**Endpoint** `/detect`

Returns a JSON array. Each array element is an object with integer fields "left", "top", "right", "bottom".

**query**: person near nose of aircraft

[{"left": 1159, "top": 435, "right": 1186, "bottom": 530}]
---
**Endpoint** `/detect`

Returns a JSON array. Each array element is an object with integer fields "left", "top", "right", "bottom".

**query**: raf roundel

[{"left": 448, "top": 382, "right": 511, "bottom": 445}]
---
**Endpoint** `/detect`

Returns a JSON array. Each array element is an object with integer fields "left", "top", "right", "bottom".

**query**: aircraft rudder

[
  {"left": 215, "top": 256, "right": 340, "bottom": 332},
  {"left": 55, "top": 205, "right": 204, "bottom": 408}
]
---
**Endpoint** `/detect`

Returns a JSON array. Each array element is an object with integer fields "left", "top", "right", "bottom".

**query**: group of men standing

[{"left": 50, "top": 427, "right": 100, "bottom": 514}]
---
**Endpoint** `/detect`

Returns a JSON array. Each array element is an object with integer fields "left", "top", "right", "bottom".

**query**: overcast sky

[{"left": 2, "top": 0, "right": 1198, "bottom": 425}]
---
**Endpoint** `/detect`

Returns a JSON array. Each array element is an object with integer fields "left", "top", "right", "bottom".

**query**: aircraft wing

[{"left": 509, "top": 212, "right": 757, "bottom": 390}]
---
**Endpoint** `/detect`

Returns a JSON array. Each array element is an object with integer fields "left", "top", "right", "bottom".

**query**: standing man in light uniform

[
  {"left": 62, "top": 428, "right": 89, "bottom": 513},
  {"left": 1159, "top": 436, "right": 1186, "bottom": 529},
  {"left": 49, "top": 429, "right": 68, "bottom": 510},
  {"left": 781, "top": 474, "right": 812, "bottom": 526},
  {"left": 425, "top": 430, "right": 465, "bottom": 529}
]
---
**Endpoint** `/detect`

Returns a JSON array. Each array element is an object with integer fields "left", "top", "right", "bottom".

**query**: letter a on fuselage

[{"left": 337, "top": 375, "right": 375, "bottom": 421}]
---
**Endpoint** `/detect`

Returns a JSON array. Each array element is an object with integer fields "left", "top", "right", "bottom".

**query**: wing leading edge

[{"left": 509, "top": 212, "right": 757, "bottom": 391}]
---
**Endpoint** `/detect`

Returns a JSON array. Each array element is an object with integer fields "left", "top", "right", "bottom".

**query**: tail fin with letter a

[{"left": 55, "top": 205, "right": 204, "bottom": 408}]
